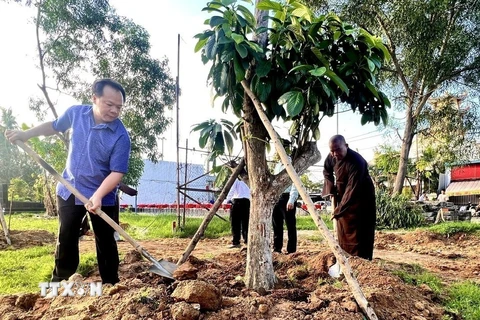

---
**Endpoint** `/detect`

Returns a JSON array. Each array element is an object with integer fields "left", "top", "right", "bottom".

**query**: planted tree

[
  {"left": 4, "top": 0, "right": 176, "bottom": 212},
  {"left": 195, "top": 0, "right": 390, "bottom": 290}
]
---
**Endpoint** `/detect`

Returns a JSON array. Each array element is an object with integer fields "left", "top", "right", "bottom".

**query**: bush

[{"left": 376, "top": 190, "right": 425, "bottom": 229}]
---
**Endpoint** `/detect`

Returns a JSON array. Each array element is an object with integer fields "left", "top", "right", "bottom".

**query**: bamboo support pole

[{"left": 177, "top": 158, "right": 246, "bottom": 265}]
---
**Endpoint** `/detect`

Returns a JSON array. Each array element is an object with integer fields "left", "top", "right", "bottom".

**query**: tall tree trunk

[
  {"left": 393, "top": 107, "right": 415, "bottom": 195},
  {"left": 243, "top": 94, "right": 278, "bottom": 290}
]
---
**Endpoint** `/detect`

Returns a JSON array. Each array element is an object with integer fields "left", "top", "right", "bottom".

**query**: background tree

[
  {"left": 3, "top": 0, "right": 176, "bottom": 212},
  {"left": 0, "top": 109, "right": 41, "bottom": 193},
  {"left": 300, "top": 173, "right": 322, "bottom": 193},
  {"left": 196, "top": 0, "right": 390, "bottom": 290},
  {"left": 305, "top": 0, "right": 480, "bottom": 195}
]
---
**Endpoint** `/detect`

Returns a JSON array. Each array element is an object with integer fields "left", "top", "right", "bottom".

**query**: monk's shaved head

[
  {"left": 329, "top": 135, "right": 346, "bottom": 145},
  {"left": 328, "top": 135, "right": 348, "bottom": 160}
]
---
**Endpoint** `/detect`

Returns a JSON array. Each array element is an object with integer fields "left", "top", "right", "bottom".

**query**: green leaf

[
  {"left": 247, "top": 41, "right": 263, "bottom": 53},
  {"left": 237, "top": 5, "right": 256, "bottom": 27},
  {"left": 366, "top": 58, "right": 375, "bottom": 72},
  {"left": 311, "top": 47, "right": 329, "bottom": 67},
  {"left": 256, "top": 0, "right": 283, "bottom": 11},
  {"left": 309, "top": 67, "right": 326, "bottom": 77},
  {"left": 325, "top": 70, "right": 349, "bottom": 95},
  {"left": 205, "top": 35, "right": 218, "bottom": 60},
  {"left": 221, "top": 49, "right": 235, "bottom": 62},
  {"left": 333, "top": 31, "right": 341, "bottom": 41},
  {"left": 289, "top": 64, "right": 313, "bottom": 73},
  {"left": 221, "top": 0, "right": 236, "bottom": 6},
  {"left": 231, "top": 33, "right": 244, "bottom": 44},
  {"left": 257, "top": 80, "right": 272, "bottom": 102},
  {"left": 380, "top": 107, "right": 389, "bottom": 126},
  {"left": 291, "top": 8, "right": 311, "bottom": 22},
  {"left": 313, "top": 127, "right": 320, "bottom": 140},
  {"left": 233, "top": 55, "right": 245, "bottom": 82},
  {"left": 235, "top": 42, "right": 248, "bottom": 58},
  {"left": 224, "top": 131, "right": 234, "bottom": 154},
  {"left": 278, "top": 91, "right": 304, "bottom": 117},
  {"left": 210, "top": 16, "right": 227, "bottom": 27},
  {"left": 365, "top": 80, "right": 379, "bottom": 99},
  {"left": 256, "top": 60, "right": 271, "bottom": 77},
  {"left": 194, "top": 37, "right": 208, "bottom": 53},
  {"left": 361, "top": 112, "right": 372, "bottom": 125}
]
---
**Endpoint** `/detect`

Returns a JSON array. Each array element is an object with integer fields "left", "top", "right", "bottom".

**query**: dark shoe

[
  {"left": 273, "top": 249, "right": 282, "bottom": 254},
  {"left": 227, "top": 244, "right": 241, "bottom": 249}
]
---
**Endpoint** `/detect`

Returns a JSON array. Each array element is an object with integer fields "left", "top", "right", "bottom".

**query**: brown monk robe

[{"left": 322, "top": 135, "right": 376, "bottom": 260}]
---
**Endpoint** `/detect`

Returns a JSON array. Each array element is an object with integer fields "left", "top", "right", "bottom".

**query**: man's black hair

[{"left": 92, "top": 79, "right": 126, "bottom": 102}]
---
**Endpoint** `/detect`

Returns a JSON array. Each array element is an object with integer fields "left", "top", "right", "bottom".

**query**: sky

[{"left": 0, "top": 0, "right": 391, "bottom": 182}]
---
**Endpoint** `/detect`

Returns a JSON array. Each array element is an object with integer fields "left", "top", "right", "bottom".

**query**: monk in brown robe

[{"left": 322, "top": 135, "right": 376, "bottom": 260}]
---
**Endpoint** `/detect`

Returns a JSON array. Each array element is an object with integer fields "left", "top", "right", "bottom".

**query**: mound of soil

[
  {"left": 0, "top": 248, "right": 446, "bottom": 320},
  {"left": 1, "top": 228, "right": 479, "bottom": 319}
]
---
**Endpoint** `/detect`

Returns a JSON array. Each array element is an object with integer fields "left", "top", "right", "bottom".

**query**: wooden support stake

[
  {"left": 177, "top": 158, "right": 246, "bottom": 265},
  {"left": 241, "top": 80, "right": 378, "bottom": 320},
  {"left": 0, "top": 203, "right": 11, "bottom": 245}
]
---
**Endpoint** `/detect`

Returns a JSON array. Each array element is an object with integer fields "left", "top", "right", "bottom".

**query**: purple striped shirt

[{"left": 52, "top": 105, "right": 130, "bottom": 205}]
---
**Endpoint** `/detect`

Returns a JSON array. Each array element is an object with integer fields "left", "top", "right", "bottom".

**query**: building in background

[
  {"left": 120, "top": 160, "right": 215, "bottom": 209},
  {"left": 444, "top": 161, "right": 480, "bottom": 205}
]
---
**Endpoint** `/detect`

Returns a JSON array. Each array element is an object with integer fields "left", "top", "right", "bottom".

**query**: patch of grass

[
  {"left": 7, "top": 213, "right": 59, "bottom": 235},
  {"left": 296, "top": 215, "right": 333, "bottom": 230},
  {"left": 77, "top": 253, "right": 98, "bottom": 277},
  {"left": 0, "top": 245, "right": 54, "bottom": 294},
  {"left": 121, "top": 213, "right": 231, "bottom": 240},
  {"left": 391, "top": 263, "right": 443, "bottom": 295},
  {"left": 426, "top": 221, "right": 480, "bottom": 237},
  {"left": 444, "top": 281, "right": 480, "bottom": 320}
]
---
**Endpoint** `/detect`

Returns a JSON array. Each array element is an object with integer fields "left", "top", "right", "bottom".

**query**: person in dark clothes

[
  {"left": 272, "top": 155, "right": 299, "bottom": 254},
  {"left": 6, "top": 79, "right": 130, "bottom": 284},
  {"left": 322, "top": 135, "right": 376, "bottom": 260},
  {"left": 225, "top": 177, "right": 251, "bottom": 248}
]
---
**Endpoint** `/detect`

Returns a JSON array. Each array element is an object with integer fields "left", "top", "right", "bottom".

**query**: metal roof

[{"left": 446, "top": 180, "right": 480, "bottom": 196}]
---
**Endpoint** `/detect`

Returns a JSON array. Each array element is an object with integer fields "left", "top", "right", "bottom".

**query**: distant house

[
  {"left": 119, "top": 160, "right": 215, "bottom": 208},
  {"left": 445, "top": 161, "right": 480, "bottom": 205}
]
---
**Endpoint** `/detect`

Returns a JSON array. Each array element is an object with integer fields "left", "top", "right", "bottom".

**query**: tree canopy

[
  {"left": 305, "top": 0, "right": 480, "bottom": 194},
  {"left": 3, "top": 0, "right": 176, "bottom": 187}
]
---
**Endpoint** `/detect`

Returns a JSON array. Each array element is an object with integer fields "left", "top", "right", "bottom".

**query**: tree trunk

[
  {"left": 244, "top": 189, "right": 277, "bottom": 290},
  {"left": 393, "top": 107, "right": 415, "bottom": 195},
  {"left": 242, "top": 89, "right": 278, "bottom": 290},
  {"left": 44, "top": 175, "right": 57, "bottom": 216}
]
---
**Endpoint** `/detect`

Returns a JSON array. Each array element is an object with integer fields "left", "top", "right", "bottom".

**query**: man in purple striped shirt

[{"left": 6, "top": 79, "right": 130, "bottom": 284}]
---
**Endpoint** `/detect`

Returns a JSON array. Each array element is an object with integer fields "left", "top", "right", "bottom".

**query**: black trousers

[
  {"left": 230, "top": 198, "right": 250, "bottom": 245},
  {"left": 272, "top": 194, "right": 297, "bottom": 253},
  {"left": 52, "top": 195, "right": 120, "bottom": 284}
]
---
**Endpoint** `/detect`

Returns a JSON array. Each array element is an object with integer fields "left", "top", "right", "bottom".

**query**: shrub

[{"left": 376, "top": 189, "right": 425, "bottom": 229}]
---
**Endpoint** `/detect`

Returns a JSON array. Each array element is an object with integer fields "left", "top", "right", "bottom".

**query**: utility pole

[
  {"left": 175, "top": 33, "right": 181, "bottom": 231},
  {"left": 160, "top": 137, "right": 166, "bottom": 161}
]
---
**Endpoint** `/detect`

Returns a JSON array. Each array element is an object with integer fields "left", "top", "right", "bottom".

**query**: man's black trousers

[
  {"left": 272, "top": 194, "right": 297, "bottom": 253},
  {"left": 230, "top": 198, "right": 250, "bottom": 245},
  {"left": 52, "top": 195, "right": 120, "bottom": 284}
]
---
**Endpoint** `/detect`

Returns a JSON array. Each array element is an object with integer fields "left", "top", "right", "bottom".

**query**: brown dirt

[
  {"left": 0, "top": 228, "right": 479, "bottom": 319},
  {"left": 0, "top": 229, "right": 56, "bottom": 250}
]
